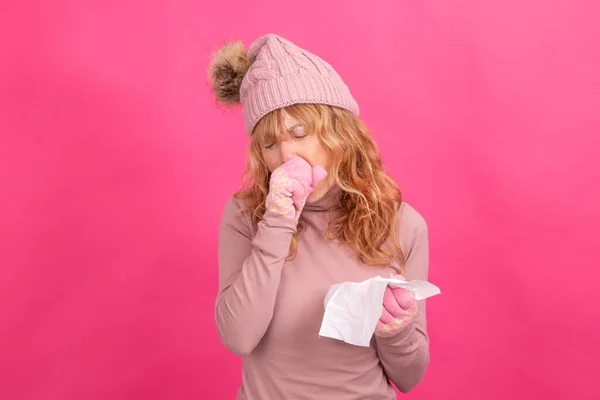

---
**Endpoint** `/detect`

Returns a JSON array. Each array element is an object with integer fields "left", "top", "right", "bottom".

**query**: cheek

[
  {"left": 301, "top": 137, "right": 329, "bottom": 167},
  {"left": 261, "top": 150, "right": 278, "bottom": 173},
  {"left": 312, "top": 143, "right": 330, "bottom": 169},
  {"left": 317, "top": 146, "right": 330, "bottom": 168}
]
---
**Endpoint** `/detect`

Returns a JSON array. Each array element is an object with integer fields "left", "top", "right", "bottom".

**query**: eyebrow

[{"left": 286, "top": 124, "right": 303, "bottom": 132}]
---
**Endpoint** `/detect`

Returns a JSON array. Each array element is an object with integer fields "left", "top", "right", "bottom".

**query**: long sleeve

[
  {"left": 375, "top": 203, "right": 431, "bottom": 393},
  {"left": 215, "top": 197, "right": 297, "bottom": 356}
]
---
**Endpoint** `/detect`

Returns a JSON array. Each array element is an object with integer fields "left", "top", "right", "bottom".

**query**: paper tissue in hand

[{"left": 318, "top": 276, "right": 441, "bottom": 347}]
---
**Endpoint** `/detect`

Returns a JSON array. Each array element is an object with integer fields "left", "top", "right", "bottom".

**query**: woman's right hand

[{"left": 265, "top": 156, "right": 328, "bottom": 221}]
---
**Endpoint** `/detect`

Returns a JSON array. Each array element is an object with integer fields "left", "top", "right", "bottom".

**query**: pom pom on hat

[{"left": 208, "top": 40, "right": 252, "bottom": 106}]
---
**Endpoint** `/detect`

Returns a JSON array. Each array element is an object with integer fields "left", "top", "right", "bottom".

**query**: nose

[{"left": 278, "top": 140, "right": 296, "bottom": 163}]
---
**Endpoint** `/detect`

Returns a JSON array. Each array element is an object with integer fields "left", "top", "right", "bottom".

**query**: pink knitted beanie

[{"left": 208, "top": 33, "right": 359, "bottom": 135}]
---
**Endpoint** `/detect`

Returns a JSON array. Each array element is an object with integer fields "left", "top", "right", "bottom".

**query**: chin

[
  {"left": 305, "top": 190, "right": 321, "bottom": 204},
  {"left": 306, "top": 176, "right": 334, "bottom": 203},
  {"left": 306, "top": 186, "right": 327, "bottom": 203}
]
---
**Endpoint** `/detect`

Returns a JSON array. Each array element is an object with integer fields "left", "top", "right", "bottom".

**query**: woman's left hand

[{"left": 374, "top": 275, "right": 418, "bottom": 338}]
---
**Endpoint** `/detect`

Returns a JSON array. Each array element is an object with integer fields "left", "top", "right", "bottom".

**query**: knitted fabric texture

[{"left": 240, "top": 34, "right": 359, "bottom": 135}]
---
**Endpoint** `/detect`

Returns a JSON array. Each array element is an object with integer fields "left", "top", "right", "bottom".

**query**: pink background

[{"left": 1, "top": 0, "right": 599, "bottom": 399}]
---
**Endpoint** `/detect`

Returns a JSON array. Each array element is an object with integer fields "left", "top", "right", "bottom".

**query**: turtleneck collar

[{"left": 303, "top": 185, "right": 342, "bottom": 212}]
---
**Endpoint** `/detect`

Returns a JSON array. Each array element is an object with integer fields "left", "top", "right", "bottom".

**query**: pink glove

[
  {"left": 374, "top": 274, "right": 418, "bottom": 338},
  {"left": 265, "top": 156, "right": 328, "bottom": 221}
]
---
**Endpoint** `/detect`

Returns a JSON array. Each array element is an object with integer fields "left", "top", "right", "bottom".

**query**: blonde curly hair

[{"left": 234, "top": 103, "right": 406, "bottom": 269}]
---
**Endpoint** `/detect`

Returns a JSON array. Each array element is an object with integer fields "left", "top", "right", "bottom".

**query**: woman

[{"left": 209, "top": 33, "right": 431, "bottom": 399}]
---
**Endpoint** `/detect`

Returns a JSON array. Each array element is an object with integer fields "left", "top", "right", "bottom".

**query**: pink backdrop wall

[{"left": 1, "top": 1, "right": 599, "bottom": 399}]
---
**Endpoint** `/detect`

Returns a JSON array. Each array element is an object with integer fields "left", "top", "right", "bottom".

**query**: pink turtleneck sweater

[{"left": 215, "top": 187, "right": 431, "bottom": 399}]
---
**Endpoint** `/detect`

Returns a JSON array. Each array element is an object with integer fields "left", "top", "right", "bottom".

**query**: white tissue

[{"left": 318, "top": 276, "right": 441, "bottom": 347}]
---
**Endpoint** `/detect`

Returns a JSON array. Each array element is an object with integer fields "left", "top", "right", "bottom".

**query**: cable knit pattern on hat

[{"left": 239, "top": 34, "right": 359, "bottom": 135}]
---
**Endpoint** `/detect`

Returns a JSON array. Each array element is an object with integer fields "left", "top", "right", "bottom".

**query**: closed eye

[{"left": 289, "top": 124, "right": 307, "bottom": 140}]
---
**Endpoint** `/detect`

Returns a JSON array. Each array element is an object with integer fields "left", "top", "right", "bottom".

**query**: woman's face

[{"left": 260, "top": 110, "right": 334, "bottom": 203}]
